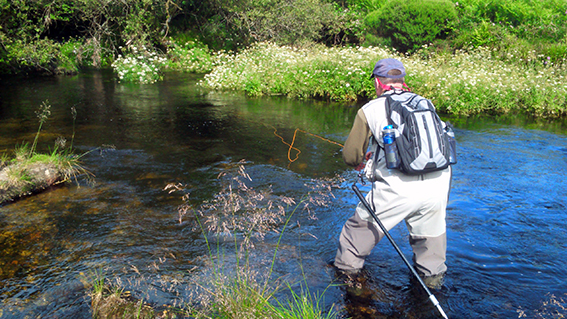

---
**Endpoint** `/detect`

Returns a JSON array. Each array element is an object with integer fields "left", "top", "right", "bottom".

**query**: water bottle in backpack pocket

[
  {"left": 446, "top": 124, "right": 457, "bottom": 165},
  {"left": 382, "top": 125, "right": 400, "bottom": 169}
]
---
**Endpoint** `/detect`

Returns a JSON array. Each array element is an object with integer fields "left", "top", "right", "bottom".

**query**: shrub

[
  {"left": 195, "top": 0, "right": 357, "bottom": 49},
  {"left": 365, "top": 0, "right": 457, "bottom": 52},
  {"left": 164, "top": 39, "right": 217, "bottom": 73},
  {"left": 452, "top": 21, "right": 518, "bottom": 50},
  {"left": 111, "top": 46, "right": 167, "bottom": 84},
  {"left": 454, "top": 0, "right": 567, "bottom": 42},
  {"left": 0, "top": 38, "right": 78, "bottom": 75}
]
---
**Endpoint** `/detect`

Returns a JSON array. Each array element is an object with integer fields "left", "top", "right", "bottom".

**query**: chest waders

[{"left": 352, "top": 183, "right": 449, "bottom": 319}]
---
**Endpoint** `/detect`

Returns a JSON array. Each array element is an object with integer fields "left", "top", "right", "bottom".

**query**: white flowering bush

[
  {"left": 201, "top": 42, "right": 386, "bottom": 100},
  {"left": 200, "top": 42, "right": 567, "bottom": 118},
  {"left": 407, "top": 46, "right": 567, "bottom": 117},
  {"left": 112, "top": 46, "right": 167, "bottom": 84}
]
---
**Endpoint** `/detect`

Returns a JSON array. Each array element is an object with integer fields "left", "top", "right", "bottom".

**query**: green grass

[
  {"left": 198, "top": 42, "right": 567, "bottom": 118},
  {"left": 0, "top": 101, "right": 92, "bottom": 203},
  {"left": 275, "top": 282, "right": 337, "bottom": 319}
]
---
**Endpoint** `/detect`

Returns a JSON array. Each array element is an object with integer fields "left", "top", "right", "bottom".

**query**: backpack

[{"left": 381, "top": 91, "right": 454, "bottom": 175}]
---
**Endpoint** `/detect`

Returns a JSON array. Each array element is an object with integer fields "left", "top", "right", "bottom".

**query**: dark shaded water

[{"left": 1, "top": 71, "right": 566, "bottom": 318}]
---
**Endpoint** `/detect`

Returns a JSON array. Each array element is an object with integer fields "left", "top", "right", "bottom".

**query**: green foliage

[
  {"left": 201, "top": 42, "right": 567, "bottom": 118},
  {"left": 275, "top": 282, "right": 337, "bottom": 319},
  {"left": 453, "top": 20, "right": 507, "bottom": 48},
  {"left": 0, "top": 0, "right": 184, "bottom": 73},
  {"left": 1, "top": 0, "right": 566, "bottom": 97},
  {"left": 164, "top": 38, "right": 220, "bottom": 73},
  {"left": 451, "top": 0, "right": 567, "bottom": 61},
  {"left": 542, "top": 41, "right": 567, "bottom": 62},
  {"left": 190, "top": 0, "right": 360, "bottom": 49},
  {"left": 111, "top": 46, "right": 167, "bottom": 84},
  {"left": 454, "top": 0, "right": 567, "bottom": 40},
  {"left": 201, "top": 42, "right": 388, "bottom": 101},
  {"left": 365, "top": 0, "right": 457, "bottom": 52},
  {"left": 0, "top": 37, "right": 78, "bottom": 74},
  {"left": 338, "top": 0, "right": 386, "bottom": 13}
]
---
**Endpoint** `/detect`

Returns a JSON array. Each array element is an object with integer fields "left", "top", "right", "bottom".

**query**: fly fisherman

[{"left": 334, "top": 58, "right": 452, "bottom": 289}]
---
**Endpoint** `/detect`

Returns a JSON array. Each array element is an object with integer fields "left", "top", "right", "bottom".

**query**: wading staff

[{"left": 351, "top": 183, "right": 449, "bottom": 319}]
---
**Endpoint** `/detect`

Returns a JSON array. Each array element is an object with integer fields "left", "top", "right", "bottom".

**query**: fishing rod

[{"left": 351, "top": 183, "right": 449, "bottom": 319}]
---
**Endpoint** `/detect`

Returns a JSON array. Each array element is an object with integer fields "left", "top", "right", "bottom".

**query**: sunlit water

[{"left": 0, "top": 71, "right": 566, "bottom": 318}]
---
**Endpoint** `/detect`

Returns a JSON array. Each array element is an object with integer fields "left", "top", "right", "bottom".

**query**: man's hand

[{"left": 355, "top": 152, "right": 373, "bottom": 172}]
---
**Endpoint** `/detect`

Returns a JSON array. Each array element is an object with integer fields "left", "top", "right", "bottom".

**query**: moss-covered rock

[{"left": 0, "top": 162, "right": 68, "bottom": 204}]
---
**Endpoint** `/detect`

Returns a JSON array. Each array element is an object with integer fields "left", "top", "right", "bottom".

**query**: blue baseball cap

[{"left": 370, "top": 58, "right": 406, "bottom": 79}]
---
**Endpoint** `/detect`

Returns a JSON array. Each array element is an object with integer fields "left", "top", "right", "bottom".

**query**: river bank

[{"left": 197, "top": 42, "right": 567, "bottom": 119}]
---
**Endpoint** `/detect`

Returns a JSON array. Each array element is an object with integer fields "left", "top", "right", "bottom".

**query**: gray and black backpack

[{"left": 384, "top": 91, "right": 455, "bottom": 175}]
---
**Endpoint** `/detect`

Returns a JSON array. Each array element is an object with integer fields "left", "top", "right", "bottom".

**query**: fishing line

[{"left": 267, "top": 124, "right": 344, "bottom": 163}]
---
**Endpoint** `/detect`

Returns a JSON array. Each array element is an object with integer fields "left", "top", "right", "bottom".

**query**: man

[{"left": 334, "top": 58, "right": 452, "bottom": 288}]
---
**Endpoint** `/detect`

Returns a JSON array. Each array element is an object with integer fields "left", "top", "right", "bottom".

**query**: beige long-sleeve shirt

[{"left": 342, "top": 108, "right": 372, "bottom": 167}]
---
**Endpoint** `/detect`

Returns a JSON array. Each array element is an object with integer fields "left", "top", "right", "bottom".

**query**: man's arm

[{"left": 342, "top": 109, "right": 372, "bottom": 167}]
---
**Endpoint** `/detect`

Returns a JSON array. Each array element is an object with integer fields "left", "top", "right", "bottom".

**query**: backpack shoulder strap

[{"left": 384, "top": 91, "right": 418, "bottom": 127}]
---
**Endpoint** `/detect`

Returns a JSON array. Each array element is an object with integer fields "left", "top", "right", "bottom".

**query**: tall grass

[
  {"left": 88, "top": 269, "right": 157, "bottom": 319},
  {"left": 164, "top": 39, "right": 232, "bottom": 73},
  {"left": 163, "top": 162, "right": 342, "bottom": 318},
  {"left": 0, "top": 101, "right": 92, "bottom": 202},
  {"left": 29, "top": 100, "right": 51, "bottom": 157},
  {"left": 91, "top": 163, "right": 342, "bottom": 318},
  {"left": 199, "top": 42, "right": 567, "bottom": 118}
]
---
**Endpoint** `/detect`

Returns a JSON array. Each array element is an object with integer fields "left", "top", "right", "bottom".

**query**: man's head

[{"left": 370, "top": 58, "right": 406, "bottom": 96}]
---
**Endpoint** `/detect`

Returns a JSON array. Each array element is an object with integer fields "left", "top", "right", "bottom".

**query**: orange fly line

[{"left": 267, "top": 124, "right": 344, "bottom": 163}]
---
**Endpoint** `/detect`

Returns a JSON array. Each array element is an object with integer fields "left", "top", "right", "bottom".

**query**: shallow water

[{"left": 0, "top": 71, "right": 566, "bottom": 318}]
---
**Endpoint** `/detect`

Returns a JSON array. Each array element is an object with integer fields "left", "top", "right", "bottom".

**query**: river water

[{"left": 0, "top": 71, "right": 566, "bottom": 318}]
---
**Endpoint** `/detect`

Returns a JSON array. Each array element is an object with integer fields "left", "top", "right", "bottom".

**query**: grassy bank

[{"left": 198, "top": 42, "right": 567, "bottom": 118}]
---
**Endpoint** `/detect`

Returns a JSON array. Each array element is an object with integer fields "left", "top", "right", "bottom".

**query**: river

[{"left": 0, "top": 70, "right": 566, "bottom": 318}]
